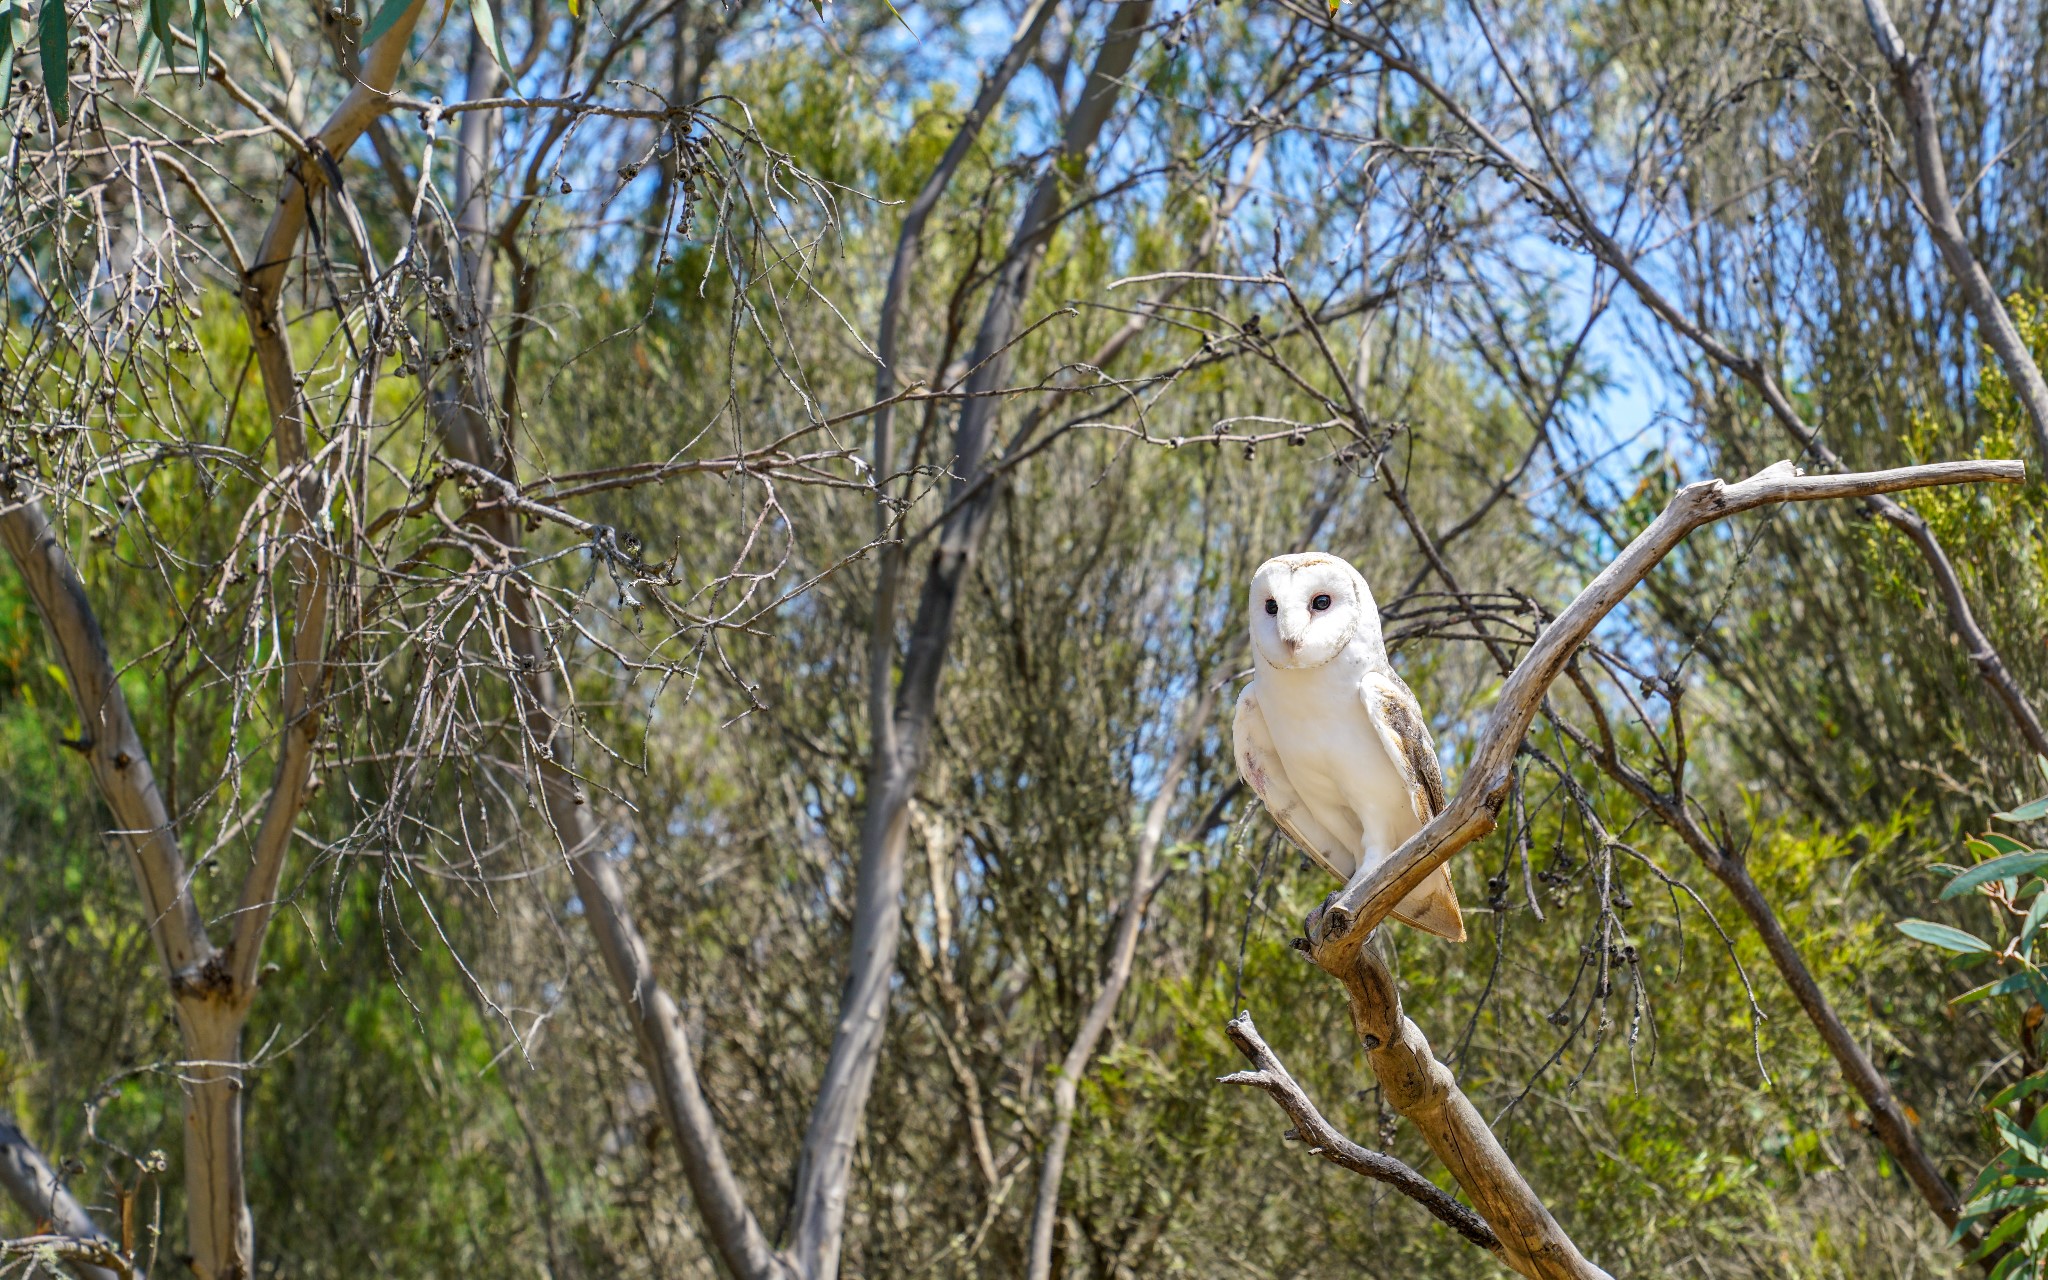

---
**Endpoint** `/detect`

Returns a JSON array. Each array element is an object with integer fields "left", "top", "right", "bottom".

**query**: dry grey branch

[{"left": 1218, "top": 1013, "right": 1503, "bottom": 1256}]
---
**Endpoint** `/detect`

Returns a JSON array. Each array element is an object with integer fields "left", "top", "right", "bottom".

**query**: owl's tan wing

[
  {"left": 1360, "top": 672, "right": 1465, "bottom": 942},
  {"left": 1233, "top": 684, "right": 1356, "bottom": 880}
]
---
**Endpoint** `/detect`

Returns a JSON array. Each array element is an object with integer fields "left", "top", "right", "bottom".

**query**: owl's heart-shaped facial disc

[{"left": 1248, "top": 552, "right": 1372, "bottom": 670}]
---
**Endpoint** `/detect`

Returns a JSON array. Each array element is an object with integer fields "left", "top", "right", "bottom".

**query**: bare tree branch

[
  {"left": 1026, "top": 683, "right": 1215, "bottom": 1280},
  {"left": 786, "top": 8, "right": 1155, "bottom": 1275},
  {"left": 1301, "top": 936, "right": 1614, "bottom": 1280},
  {"left": 1217, "top": 1013, "right": 1502, "bottom": 1256},
  {"left": 1861, "top": 0, "right": 2048, "bottom": 464},
  {"left": 0, "top": 1113, "right": 118, "bottom": 1280},
  {"left": 1310, "top": 458, "right": 2025, "bottom": 946}
]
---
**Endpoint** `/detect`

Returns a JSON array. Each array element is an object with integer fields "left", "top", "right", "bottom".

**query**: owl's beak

[{"left": 1282, "top": 636, "right": 1302, "bottom": 656}]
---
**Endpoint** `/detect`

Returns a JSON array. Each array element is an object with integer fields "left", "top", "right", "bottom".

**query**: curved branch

[
  {"left": 1287, "top": 0, "right": 2048, "bottom": 759},
  {"left": 1310, "top": 458, "right": 2027, "bottom": 949},
  {"left": 0, "top": 494, "right": 209, "bottom": 978},
  {"left": 1218, "top": 1013, "right": 1503, "bottom": 1255},
  {"left": 1308, "top": 939, "right": 1614, "bottom": 1279}
]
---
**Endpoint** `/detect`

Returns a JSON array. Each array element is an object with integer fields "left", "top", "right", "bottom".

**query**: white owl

[{"left": 1232, "top": 552, "right": 1465, "bottom": 941}]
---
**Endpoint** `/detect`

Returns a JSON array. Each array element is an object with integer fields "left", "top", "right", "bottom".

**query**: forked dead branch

[{"left": 1228, "top": 456, "right": 2023, "bottom": 1278}]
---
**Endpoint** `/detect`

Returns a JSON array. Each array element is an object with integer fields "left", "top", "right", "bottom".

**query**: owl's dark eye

[
  {"left": 1311, "top": 593, "right": 1332, "bottom": 611},
  {"left": 1263, "top": 599, "right": 1278, "bottom": 616}
]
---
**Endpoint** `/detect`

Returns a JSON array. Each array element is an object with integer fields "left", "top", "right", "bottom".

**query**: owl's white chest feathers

[{"left": 1252, "top": 641, "right": 1421, "bottom": 877}]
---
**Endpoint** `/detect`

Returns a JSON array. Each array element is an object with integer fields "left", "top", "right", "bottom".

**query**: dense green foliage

[{"left": 1901, "top": 774, "right": 2048, "bottom": 1277}]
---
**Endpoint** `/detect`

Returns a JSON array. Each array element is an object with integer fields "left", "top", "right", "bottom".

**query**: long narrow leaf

[
  {"left": 1897, "top": 919, "right": 1994, "bottom": 953},
  {"left": 1968, "top": 1205, "right": 2034, "bottom": 1261},
  {"left": 1962, "top": 1184, "right": 2048, "bottom": 1217},
  {"left": 469, "top": 0, "right": 513, "bottom": 78},
  {"left": 1990, "top": 1073, "right": 2048, "bottom": 1110},
  {"left": 0, "top": 4, "right": 17, "bottom": 113},
  {"left": 1998, "top": 796, "right": 2048, "bottom": 822},
  {"left": 1997, "top": 1112, "right": 2048, "bottom": 1167},
  {"left": 360, "top": 0, "right": 413, "bottom": 47},
  {"left": 1955, "top": 972, "right": 2036, "bottom": 1007},
  {"left": 2022, "top": 893, "right": 2048, "bottom": 951},
  {"left": 146, "top": 0, "right": 172, "bottom": 57},
  {"left": 36, "top": 0, "right": 63, "bottom": 122},
  {"left": 1943, "top": 852, "right": 2048, "bottom": 899}
]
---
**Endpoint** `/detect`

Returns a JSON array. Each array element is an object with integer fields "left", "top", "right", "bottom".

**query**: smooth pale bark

[
  {"left": 785, "top": 7, "right": 1153, "bottom": 1275},
  {"left": 1311, "top": 935, "right": 1613, "bottom": 1280},
  {"left": 0, "top": 496, "right": 249, "bottom": 1276},
  {"left": 862, "top": 0, "right": 1058, "bottom": 767},
  {"left": 1860, "top": 0, "right": 2048, "bottom": 466},
  {"left": 0, "top": 1111, "right": 119, "bottom": 1280}
]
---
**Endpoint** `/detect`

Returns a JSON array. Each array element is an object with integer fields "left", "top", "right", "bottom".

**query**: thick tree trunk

[
  {"left": 784, "top": 7, "right": 1154, "bottom": 1274},
  {"left": 0, "top": 496, "right": 250, "bottom": 1279},
  {"left": 176, "top": 1005, "right": 251, "bottom": 1279}
]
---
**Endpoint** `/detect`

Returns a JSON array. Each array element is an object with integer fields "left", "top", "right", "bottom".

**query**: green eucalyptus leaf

[
  {"left": 37, "top": 0, "right": 64, "bottom": 122},
  {"left": 1969, "top": 1205, "right": 2032, "bottom": 1260},
  {"left": 1898, "top": 919, "right": 1995, "bottom": 953},
  {"left": 1998, "top": 1112, "right": 2048, "bottom": 1166},
  {"left": 146, "top": 0, "right": 173, "bottom": 58},
  {"left": 0, "top": 5, "right": 16, "bottom": 113},
  {"left": 1997, "top": 796, "right": 2048, "bottom": 823},
  {"left": 469, "top": 0, "right": 513, "bottom": 77},
  {"left": 246, "top": 0, "right": 275, "bottom": 67},
  {"left": 1962, "top": 1184, "right": 2048, "bottom": 1219},
  {"left": 360, "top": 0, "right": 413, "bottom": 47},
  {"left": 1956, "top": 972, "right": 2036, "bottom": 1007},
  {"left": 134, "top": 23, "right": 162, "bottom": 84},
  {"left": 1989, "top": 1073, "right": 2048, "bottom": 1110},
  {"left": 1943, "top": 853, "right": 2048, "bottom": 900},
  {"left": 2023, "top": 894, "right": 2048, "bottom": 950}
]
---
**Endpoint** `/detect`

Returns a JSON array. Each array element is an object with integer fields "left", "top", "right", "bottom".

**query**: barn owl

[{"left": 1233, "top": 552, "right": 1465, "bottom": 941}]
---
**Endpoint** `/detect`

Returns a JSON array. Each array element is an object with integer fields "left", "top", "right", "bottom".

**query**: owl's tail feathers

[{"left": 1391, "top": 863, "right": 1465, "bottom": 942}]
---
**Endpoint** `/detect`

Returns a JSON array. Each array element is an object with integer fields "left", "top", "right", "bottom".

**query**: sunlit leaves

[{"left": 1906, "top": 808, "right": 2048, "bottom": 1266}]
